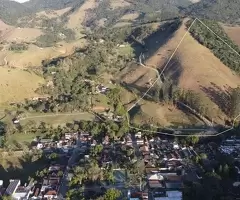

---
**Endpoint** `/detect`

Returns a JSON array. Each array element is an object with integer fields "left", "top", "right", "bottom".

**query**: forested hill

[
  {"left": 0, "top": 0, "right": 191, "bottom": 26},
  {"left": 0, "top": 0, "right": 32, "bottom": 24},
  {"left": 184, "top": 0, "right": 240, "bottom": 24},
  {"left": 23, "top": 0, "right": 82, "bottom": 11}
]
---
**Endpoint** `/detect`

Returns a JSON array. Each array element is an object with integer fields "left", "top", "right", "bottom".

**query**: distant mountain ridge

[{"left": 184, "top": 0, "right": 240, "bottom": 24}]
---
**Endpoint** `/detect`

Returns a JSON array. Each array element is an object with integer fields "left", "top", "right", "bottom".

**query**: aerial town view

[{"left": 0, "top": 0, "right": 240, "bottom": 199}]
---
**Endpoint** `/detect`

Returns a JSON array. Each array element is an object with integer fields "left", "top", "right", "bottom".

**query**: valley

[{"left": 0, "top": 1, "right": 240, "bottom": 200}]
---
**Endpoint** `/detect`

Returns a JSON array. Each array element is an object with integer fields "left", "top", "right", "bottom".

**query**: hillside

[
  {"left": 0, "top": 0, "right": 32, "bottom": 25},
  {"left": 184, "top": 0, "right": 240, "bottom": 24},
  {"left": 223, "top": 25, "right": 240, "bottom": 47},
  {"left": 120, "top": 19, "right": 240, "bottom": 125}
]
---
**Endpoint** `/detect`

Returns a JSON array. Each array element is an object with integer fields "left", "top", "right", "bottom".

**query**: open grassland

[
  {"left": 120, "top": 19, "right": 240, "bottom": 125},
  {"left": 0, "top": 67, "right": 44, "bottom": 105},
  {"left": 0, "top": 39, "right": 86, "bottom": 68},
  {"left": 36, "top": 7, "right": 71, "bottom": 19},
  {"left": 0, "top": 20, "right": 42, "bottom": 43},
  {"left": 67, "top": 0, "right": 98, "bottom": 36},
  {"left": 222, "top": 25, "right": 240, "bottom": 47},
  {"left": 20, "top": 112, "right": 95, "bottom": 127},
  {"left": 3, "top": 27, "right": 43, "bottom": 43},
  {"left": 109, "top": 0, "right": 131, "bottom": 9},
  {"left": 120, "top": 87, "right": 204, "bottom": 127}
]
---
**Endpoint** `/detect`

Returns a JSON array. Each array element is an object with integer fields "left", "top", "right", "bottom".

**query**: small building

[
  {"left": 12, "top": 186, "right": 31, "bottom": 200},
  {"left": 5, "top": 179, "right": 20, "bottom": 196}
]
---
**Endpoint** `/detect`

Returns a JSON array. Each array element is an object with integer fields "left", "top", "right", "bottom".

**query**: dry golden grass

[
  {"left": 0, "top": 20, "right": 12, "bottom": 35},
  {"left": 3, "top": 27, "right": 43, "bottom": 43},
  {"left": 223, "top": 25, "right": 240, "bottom": 47},
  {"left": 0, "top": 39, "right": 86, "bottom": 68},
  {"left": 109, "top": 0, "right": 131, "bottom": 9},
  {"left": 120, "top": 13, "right": 139, "bottom": 21},
  {"left": 36, "top": 7, "right": 71, "bottom": 19},
  {"left": 0, "top": 67, "right": 45, "bottom": 104},
  {"left": 120, "top": 19, "right": 240, "bottom": 124},
  {"left": 67, "top": 0, "right": 98, "bottom": 31},
  {"left": 120, "top": 87, "right": 203, "bottom": 127},
  {"left": 113, "top": 22, "right": 132, "bottom": 28}
]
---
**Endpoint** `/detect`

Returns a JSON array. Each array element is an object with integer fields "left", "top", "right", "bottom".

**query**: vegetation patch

[{"left": 8, "top": 43, "right": 28, "bottom": 52}]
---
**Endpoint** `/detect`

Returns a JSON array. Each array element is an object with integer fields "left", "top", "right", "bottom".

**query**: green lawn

[{"left": 7, "top": 132, "right": 37, "bottom": 147}]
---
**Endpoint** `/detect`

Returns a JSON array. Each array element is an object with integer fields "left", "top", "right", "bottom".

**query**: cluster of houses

[
  {"left": 0, "top": 132, "right": 93, "bottom": 200},
  {"left": 219, "top": 136, "right": 240, "bottom": 159},
  {"left": 0, "top": 164, "right": 64, "bottom": 200},
  {"left": 127, "top": 132, "right": 198, "bottom": 200}
]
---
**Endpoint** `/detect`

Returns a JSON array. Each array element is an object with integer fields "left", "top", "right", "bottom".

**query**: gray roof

[{"left": 5, "top": 180, "right": 20, "bottom": 195}]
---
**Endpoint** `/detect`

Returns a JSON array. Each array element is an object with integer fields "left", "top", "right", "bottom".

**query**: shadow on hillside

[
  {"left": 130, "top": 20, "right": 182, "bottom": 59},
  {"left": 200, "top": 82, "right": 232, "bottom": 116},
  {"left": 0, "top": 155, "right": 46, "bottom": 187}
]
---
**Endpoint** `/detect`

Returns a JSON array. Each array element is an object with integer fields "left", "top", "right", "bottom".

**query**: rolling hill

[{"left": 119, "top": 19, "right": 240, "bottom": 125}]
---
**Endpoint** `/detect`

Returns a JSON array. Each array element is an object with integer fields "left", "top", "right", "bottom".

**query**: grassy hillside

[
  {"left": 188, "top": 20, "right": 240, "bottom": 73},
  {"left": 120, "top": 19, "right": 240, "bottom": 125},
  {"left": 223, "top": 25, "right": 240, "bottom": 47}
]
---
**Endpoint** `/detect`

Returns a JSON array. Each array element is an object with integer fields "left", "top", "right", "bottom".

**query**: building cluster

[
  {"left": 219, "top": 136, "right": 240, "bottom": 159},
  {"left": 128, "top": 133, "right": 198, "bottom": 200},
  {"left": 0, "top": 164, "right": 64, "bottom": 199}
]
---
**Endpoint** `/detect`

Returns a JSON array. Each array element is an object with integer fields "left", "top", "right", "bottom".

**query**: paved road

[
  {"left": 58, "top": 144, "right": 80, "bottom": 199},
  {"left": 131, "top": 133, "right": 141, "bottom": 158}
]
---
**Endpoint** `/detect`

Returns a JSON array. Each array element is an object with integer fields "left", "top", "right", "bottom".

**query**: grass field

[
  {"left": 20, "top": 112, "right": 95, "bottom": 127},
  {"left": 67, "top": 0, "right": 98, "bottom": 37},
  {"left": 0, "top": 67, "right": 44, "bottom": 105},
  {"left": 1, "top": 39, "right": 86, "bottom": 68},
  {"left": 36, "top": 7, "right": 71, "bottom": 19}
]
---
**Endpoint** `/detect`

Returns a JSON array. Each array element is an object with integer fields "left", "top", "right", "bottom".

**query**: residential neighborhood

[{"left": 1, "top": 125, "right": 240, "bottom": 200}]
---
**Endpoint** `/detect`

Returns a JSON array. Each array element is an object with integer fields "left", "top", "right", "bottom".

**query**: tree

[
  {"left": 230, "top": 87, "right": 240, "bottom": 118},
  {"left": 48, "top": 152, "right": 59, "bottom": 161},
  {"left": 223, "top": 164, "right": 229, "bottom": 177},
  {"left": 0, "top": 196, "right": 12, "bottom": 200},
  {"left": 100, "top": 189, "right": 121, "bottom": 200},
  {"left": 70, "top": 166, "right": 86, "bottom": 186}
]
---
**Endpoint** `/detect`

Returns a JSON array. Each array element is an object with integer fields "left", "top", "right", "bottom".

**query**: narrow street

[{"left": 58, "top": 142, "right": 81, "bottom": 199}]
